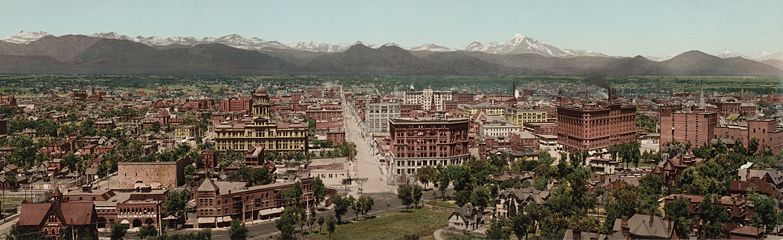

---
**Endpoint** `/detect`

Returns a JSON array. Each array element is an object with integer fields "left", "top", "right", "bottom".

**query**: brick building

[
  {"left": 17, "top": 189, "right": 98, "bottom": 239},
  {"left": 115, "top": 157, "right": 191, "bottom": 189},
  {"left": 557, "top": 103, "right": 637, "bottom": 152},
  {"left": 63, "top": 187, "right": 169, "bottom": 230},
  {"left": 714, "top": 119, "right": 783, "bottom": 153},
  {"left": 659, "top": 106, "right": 718, "bottom": 149},
  {"left": 194, "top": 178, "right": 313, "bottom": 227},
  {"left": 305, "top": 108, "right": 343, "bottom": 122},
  {"left": 219, "top": 96, "right": 252, "bottom": 114},
  {"left": 389, "top": 118, "right": 470, "bottom": 176}
]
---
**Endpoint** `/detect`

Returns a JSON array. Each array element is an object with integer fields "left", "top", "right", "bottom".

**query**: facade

[
  {"left": 115, "top": 157, "right": 190, "bottom": 189},
  {"left": 64, "top": 187, "right": 168, "bottom": 230},
  {"left": 523, "top": 122, "right": 557, "bottom": 136},
  {"left": 459, "top": 103, "right": 505, "bottom": 116},
  {"left": 448, "top": 203, "right": 482, "bottom": 231},
  {"left": 194, "top": 178, "right": 313, "bottom": 227},
  {"left": 714, "top": 119, "right": 783, "bottom": 153},
  {"left": 659, "top": 107, "right": 718, "bottom": 148},
  {"left": 557, "top": 104, "right": 637, "bottom": 152},
  {"left": 215, "top": 86, "right": 308, "bottom": 153},
  {"left": 479, "top": 122, "right": 521, "bottom": 138},
  {"left": 305, "top": 108, "right": 343, "bottom": 122},
  {"left": 17, "top": 190, "right": 98, "bottom": 239},
  {"left": 365, "top": 102, "right": 400, "bottom": 133},
  {"left": 389, "top": 118, "right": 469, "bottom": 176},
  {"left": 219, "top": 96, "right": 252, "bottom": 114},
  {"left": 403, "top": 89, "right": 452, "bottom": 112},
  {"left": 506, "top": 108, "right": 548, "bottom": 126}
]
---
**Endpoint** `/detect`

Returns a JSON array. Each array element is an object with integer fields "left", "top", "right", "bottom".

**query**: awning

[
  {"left": 120, "top": 219, "right": 130, "bottom": 225},
  {"left": 197, "top": 217, "right": 215, "bottom": 224},
  {"left": 222, "top": 216, "right": 232, "bottom": 222},
  {"left": 259, "top": 207, "right": 284, "bottom": 216},
  {"left": 162, "top": 215, "right": 178, "bottom": 220}
]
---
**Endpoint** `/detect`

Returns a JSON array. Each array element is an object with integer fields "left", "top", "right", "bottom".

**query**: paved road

[{"left": 340, "top": 87, "right": 394, "bottom": 195}]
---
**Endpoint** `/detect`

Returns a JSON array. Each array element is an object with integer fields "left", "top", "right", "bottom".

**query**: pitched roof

[
  {"left": 18, "top": 203, "right": 52, "bottom": 226},
  {"left": 626, "top": 214, "right": 673, "bottom": 239},
  {"left": 197, "top": 178, "right": 218, "bottom": 192}
]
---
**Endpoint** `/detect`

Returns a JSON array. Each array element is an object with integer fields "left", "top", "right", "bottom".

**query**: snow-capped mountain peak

[
  {"left": 463, "top": 33, "right": 605, "bottom": 57},
  {"left": 2, "top": 30, "right": 52, "bottom": 44},
  {"left": 410, "top": 43, "right": 453, "bottom": 52},
  {"left": 92, "top": 32, "right": 133, "bottom": 41},
  {"left": 381, "top": 42, "right": 400, "bottom": 48}
]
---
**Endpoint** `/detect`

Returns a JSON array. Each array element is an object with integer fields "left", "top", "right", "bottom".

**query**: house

[
  {"left": 612, "top": 213, "right": 678, "bottom": 239},
  {"left": 589, "top": 158, "right": 620, "bottom": 175},
  {"left": 739, "top": 168, "right": 783, "bottom": 190},
  {"left": 728, "top": 226, "right": 763, "bottom": 240},
  {"left": 448, "top": 203, "right": 482, "bottom": 231},
  {"left": 562, "top": 229, "right": 611, "bottom": 240},
  {"left": 17, "top": 188, "right": 98, "bottom": 239},
  {"left": 495, "top": 187, "right": 549, "bottom": 218}
]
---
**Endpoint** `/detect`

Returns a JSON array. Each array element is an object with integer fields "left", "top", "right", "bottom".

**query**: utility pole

[{"left": 71, "top": 219, "right": 76, "bottom": 240}]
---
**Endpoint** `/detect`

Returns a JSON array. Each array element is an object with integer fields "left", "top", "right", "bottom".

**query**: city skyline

[{"left": 1, "top": 0, "right": 782, "bottom": 57}]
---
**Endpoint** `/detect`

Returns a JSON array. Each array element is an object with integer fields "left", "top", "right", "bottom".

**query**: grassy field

[{"left": 306, "top": 207, "right": 451, "bottom": 240}]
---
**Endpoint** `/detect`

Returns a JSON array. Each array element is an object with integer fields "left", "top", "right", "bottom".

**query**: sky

[{"left": 0, "top": 0, "right": 781, "bottom": 57}]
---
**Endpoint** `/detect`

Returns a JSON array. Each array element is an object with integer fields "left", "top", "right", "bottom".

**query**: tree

[
  {"left": 412, "top": 184, "right": 423, "bottom": 208},
  {"left": 470, "top": 186, "right": 490, "bottom": 212},
  {"left": 351, "top": 196, "right": 361, "bottom": 220},
  {"left": 512, "top": 213, "right": 532, "bottom": 240},
  {"left": 150, "top": 122, "right": 161, "bottom": 132},
  {"left": 748, "top": 138, "right": 759, "bottom": 155},
  {"left": 665, "top": 199, "right": 692, "bottom": 238},
  {"left": 326, "top": 215, "right": 337, "bottom": 239},
  {"left": 7, "top": 225, "right": 43, "bottom": 240},
  {"left": 486, "top": 218, "right": 511, "bottom": 240},
  {"left": 750, "top": 193, "right": 779, "bottom": 233},
  {"left": 110, "top": 224, "right": 128, "bottom": 240},
  {"left": 699, "top": 195, "right": 729, "bottom": 239},
  {"left": 229, "top": 221, "right": 248, "bottom": 240},
  {"left": 163, "top": 191, "right": 189, "bottom": 225},
  {"left": 334, "top": 195, "right": 352, "bottom": 223},
  {"left": 276, "top": 208, "right": 296, "bottom": 240},
  {"left": 397, "top": 184, "right": 414, "bottom": 209},
  {"left": 139, "top": 225, "right": 158, "bottom": 239},
  {"left": 317, "top": 215, "right": 325, "bottom": 232},
  {"left": 356, "top": 196, "right": 374, "bottom": 219},
  {"left": 416, "top": 166, "right": 435, "bottom": 189},
  {"left": 184, "top": 165, "right": 196, "bottom": 183},
  {"left": 313, "top": 177, "right": 327, "bottom": 205}
]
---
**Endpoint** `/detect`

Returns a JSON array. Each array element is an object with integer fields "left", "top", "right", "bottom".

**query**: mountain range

[{"left": 0, "top": 31, "right": 781, "bottom": 75}]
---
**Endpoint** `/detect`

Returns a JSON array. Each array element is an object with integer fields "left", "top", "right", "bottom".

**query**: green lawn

[{"left": 306, "top": 207, "right": 451, "bottom": 240}]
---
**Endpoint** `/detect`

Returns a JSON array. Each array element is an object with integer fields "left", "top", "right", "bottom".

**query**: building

[
  {"left": 588, "top": 158, "right": 620, "bottom": 175},
  {"left": 459, "top": 103, "right": 505, "bottom": 116},
  {"left": 389, "top": 118, "right": 469, "bottom": 176},
  {"left": 714, "top": 119, "right": 783, "bottom": 153},
  {"left": 495, "top": 187, "right": 549, "bottom": 218},
  {"left": 307, "top": 157, "right": 349, "bottom": 187},
  {"left": 659, "top": 107, "right": 718, "bottom": 149},
  {"left": 115, "top": 157, "right": 191, "bottom": 190},
  {"left": 218, "top": 96, "right": 252, "bottom": 114},
  {"left": 611, "top": 214, "right": 677, "bottom": 239},
  {"left": 64, "top": 186, "right": 168, "bottom": 230},
  {"left": 215, "top": 86, "right": 309, "bottom": 153},
  {"left": 557, "top": 103, "right": 637, "bottom": 152},
  {"left": 17, "top": 189, "right": 98, "bottom": 239},
  {"left": 479, "top": 122, "right": 521, "bottom": 138},
  {"left": 523, "top": 122, "right": 557, "bottom": 136},
  {"left": 174, "top": 125, "right": 197, "bottom": 139},
  {"left": 305, "top": 108, "right": 343, "bottom": 122},
  {"left": 214, "top": 119, "right": 308, "bottom": 153},
  {"left": 448, "top": 203, "right": 482, "bottom": 231},
  {"left": 365, "top": 101, "right": 400, "bottom": 133},
  {"left": 403, "top": 89, "right": 453, "bottom": 112},
  {"left": 194, "top": 178, "right": 313, "bottom": 227},
  {"left": 506, "top": 108, "right": 548, "bottom": 126}
]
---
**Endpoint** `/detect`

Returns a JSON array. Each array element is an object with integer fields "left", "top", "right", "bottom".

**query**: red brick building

[
  {"left": 305, "top": 108, "right": 343, "bottom": 122},
  {"left": 557, "top": 104, "right": 637, "bottom": 152},
  {"left": 115, "top": 157, "right": 191, "bottom": 189},
  {"left": 659, "top": 106, "right": 718, "bottom": 149},
  {"left": 523, "top": 122, "right": 557, "bottom": 136},
  {"left": 219, "top": 96, "right": 252, "bottom": 114},
  {"left": 17, "top": 189, "right": 98, "bottom": 239},
  {"left": 715, "top": 119, "right": 783, "bottom": 153},
  {"left": 389, "top": 118, "right": 470, "bottom": 176},
  {"left": 194, "top": 178, "right": 313, "bottom": 227}
]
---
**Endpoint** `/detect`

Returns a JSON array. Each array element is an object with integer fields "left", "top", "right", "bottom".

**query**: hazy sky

[{"left": 1, "top": 0, "right": 781, "bottom": 57}]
